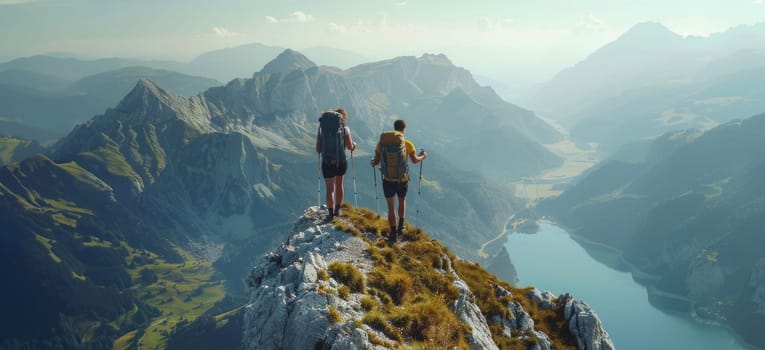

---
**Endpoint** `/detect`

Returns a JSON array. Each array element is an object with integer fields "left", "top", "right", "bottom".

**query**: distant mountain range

[
  {"left": 0, "top": 67, "right": 221, "bottom": 141},
  {"left": 0, "top": 43, "right": 370, "bottom": 84},
  {"left": 185, "top": 43, "right": 369, "bottom": 82},
  {"left": 0, "top": 49, "right": 554, "bottom": 348},
  {"left": 532, "top": 21, "right": 765, "bottom": 155},
  {"left": 0, "top": 44, "right": 374, "bottom": 142},
  {"left": 539, "top": 112, "right": 765, "bottom": 349}
]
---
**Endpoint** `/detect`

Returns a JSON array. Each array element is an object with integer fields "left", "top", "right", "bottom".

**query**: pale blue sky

[{"left": 1, "top": 0, "right": 764, "bottom": 81}]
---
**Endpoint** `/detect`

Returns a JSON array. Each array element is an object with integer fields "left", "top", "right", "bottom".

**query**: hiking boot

[
  {"left": 388, "top": 230, "right": 398, "bottom": 244},
  {"left": 334, "top": 206, "right": 341, "bottom": 217}
]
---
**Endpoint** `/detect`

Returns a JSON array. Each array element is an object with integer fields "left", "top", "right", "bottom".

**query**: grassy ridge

[{"left": 333, "top": 204, "right": 578, "bottom": 349}]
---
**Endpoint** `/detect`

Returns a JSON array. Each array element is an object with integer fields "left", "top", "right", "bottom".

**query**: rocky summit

[{"left": 243, "top": 206, "right": 614, "bottom": 350}]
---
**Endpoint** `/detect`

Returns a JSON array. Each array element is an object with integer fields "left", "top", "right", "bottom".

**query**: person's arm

[
  {"left": 405, "top": 139, "right": 426, "bottom": 163},
  {"left": 315, "top": 128, "right": 322, "bottom": 153},
  {"left": 344, "top": 126, "right": 356, "bottom": 151},
  {"left": 409, "top": 149, "right": 427, "bottom": 163},
  {"left": 371, "top": 145, "right": 381, "bottom": 166}
]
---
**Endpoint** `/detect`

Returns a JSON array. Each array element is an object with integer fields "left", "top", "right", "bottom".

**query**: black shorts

[
  {"left": 322, "top": 159, "right": 347, "bottom": 178},
  {"left": 382, "top": 181, "right": 408, "bottom": 198}
]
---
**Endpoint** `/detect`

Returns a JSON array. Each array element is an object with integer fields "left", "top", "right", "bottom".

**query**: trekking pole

[
  {"left": 351, "top": 149, "right": 358, "bottom": 208},
  {"left": 415, "top": 150, "right": 424, "bottom": 229},
  {"left": 317, "top": 153, "right": 321, "bottom": 208},
  {"left": 372, "top": 163, "right": 381, "bottom": 215}
]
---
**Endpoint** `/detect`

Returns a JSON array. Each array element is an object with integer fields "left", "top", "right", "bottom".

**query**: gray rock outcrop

[
  {"left": 242, "top": 207, "right": 378, "bottom": 350},
  {"left": 242, "top": 207, "right": 615, "bottom": 350},
  {"left": 562, "top": 294, "right": 616, "bottom": 350}
]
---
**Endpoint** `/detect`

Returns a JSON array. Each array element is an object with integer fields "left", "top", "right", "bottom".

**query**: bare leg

[
  {"left": 385, "top": 196, "right": 396, "bottom": 229},
  {"left": 334, "top": 175, "right": 344, "bottom": 208},
  {"left": 324, "top": 178, "right": 335, "bottom": 210},
  {"left": 397, "top": 195, "right": 406, "bottom": 228}
]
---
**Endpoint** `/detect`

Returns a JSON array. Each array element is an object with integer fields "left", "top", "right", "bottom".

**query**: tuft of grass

[
  {"left": 360, "top": 296, "right": 378, "bottom": 311},
  {"left": 365, "top": 329, "right": 392, "bottom": 347},
  {"left": 333, "top": 220, "right": 361, "bottom": 237},
  {"left": 328, "top": 261, "right": 365, "bottom": 293},
  {"left": 403, "top": 298, "right": 469, "bottom": 348},
  {"left": 327, "top": 306, "right": 342, "bottom": 324},
  {"left": 362, "top": 310, "right": 402, "bottom": 342},
  {"left": 337, "top": 285, "right": 351, "bottom": 300},
  {"left": 336, "top": 204, "right": 390, "bottom": 238},
  {"left": 317, "top": 269, "right": 329, "bottom": 281},
  {"left": 369, "top": 268, "right": 413, "bottom": 305},
  {"left": 366, "top": 246, "right": 386, "bottom": 265}
]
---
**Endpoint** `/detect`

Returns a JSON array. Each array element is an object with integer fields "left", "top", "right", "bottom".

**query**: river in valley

[{"left": 504, "top": 223, "right": 750, "bottom": 350}]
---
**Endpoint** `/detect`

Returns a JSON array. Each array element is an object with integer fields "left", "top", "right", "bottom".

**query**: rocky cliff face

[{"left": 243, "top": 206, "right": 614, "bottom": 350}]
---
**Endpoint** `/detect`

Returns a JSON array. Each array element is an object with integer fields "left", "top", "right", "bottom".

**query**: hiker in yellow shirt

[{"left": 371, "top": 119, "right": 427, "bottom": 243}]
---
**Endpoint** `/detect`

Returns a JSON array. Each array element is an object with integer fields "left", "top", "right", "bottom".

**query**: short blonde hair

[{"left": 335, "top": 108, "right": 347, "bottom": 120}]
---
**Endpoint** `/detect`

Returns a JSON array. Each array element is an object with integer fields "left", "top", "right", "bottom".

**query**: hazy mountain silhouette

[
  {"left": 0, "top": 55, "right": 184, "bottom": 81},
  {"left": 0, "top": 66, "right": 221, "bottom": 140},
  {"left": 0, "top": 69, "right": 72, "bottom": 92},
  {"left": 184, "top": 43, "right": 369, "bottom": 82},
  {"left": 185, "top": 42, "right": 284, "bottom": 82},
  {"left": 301, "top": 45, "right": 369, "bottom": 69},
  {"left": 533, "top": 21, "right": 765, "bottom": 155}
]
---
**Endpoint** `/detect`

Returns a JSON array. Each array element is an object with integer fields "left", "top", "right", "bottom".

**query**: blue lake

[{"left": 504, "top": 223, "right": 749, "bottom": 350}]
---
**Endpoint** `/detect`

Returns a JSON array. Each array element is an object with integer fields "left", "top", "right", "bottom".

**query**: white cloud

[
  {"left": 577, "top": 12, "right": 606, "bottom": 31},
  {"left": 266, "top": 11, "right": 314, "bottom": 23},
  {"left": 212, "top": 26, "right": 239, "bottom": 37},
  {"left": 0, "top": 0, "right": 37, "bottom": 4},
  {"left": 754, "top": 0, "right": 764, "bottom": 5},
  {"left": 395, "top": 1, "right": 408, "bottom": 6},
  {"left": 290, "top": 11, "right": 314, "bottom": 23}
]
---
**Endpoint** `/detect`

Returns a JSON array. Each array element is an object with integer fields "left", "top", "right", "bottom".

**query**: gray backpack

[{"left": 319, "top": 111, "right": 346, "bottom": 164}]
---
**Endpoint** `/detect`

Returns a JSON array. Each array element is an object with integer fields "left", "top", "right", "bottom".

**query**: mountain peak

[
  {"left": 419, "top": 53, "right": 454, "bottom": 66},
  {"left": 135, "top": 78, "right": 163, "bottom": 94},
  {"left": 115, "top": 79, "right": 173, "bottom": 111},
  {"left": 260, "top": 49, "right": 317, "bottom": 75},
  {"left": 620, "top": 21, "right": 681, "bottom": 41}
]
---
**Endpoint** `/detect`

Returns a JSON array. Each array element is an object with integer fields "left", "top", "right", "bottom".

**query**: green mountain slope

[{"left": 0, "top": 136, "right": 45, "bottom": 165}]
